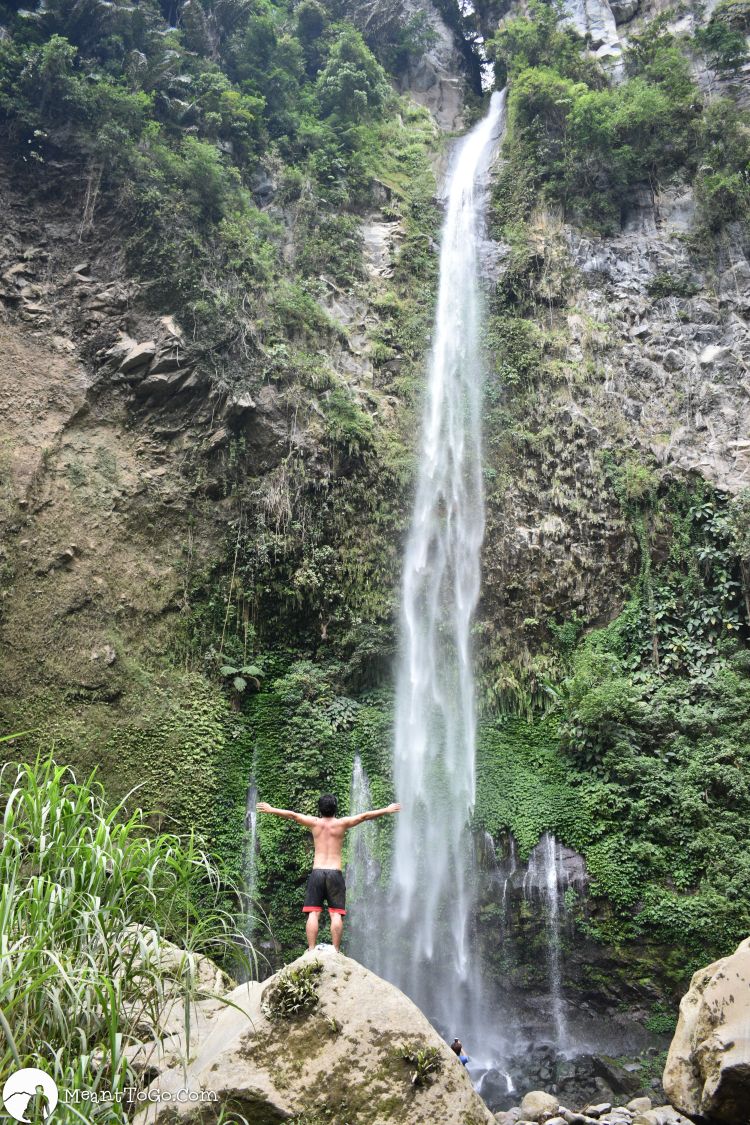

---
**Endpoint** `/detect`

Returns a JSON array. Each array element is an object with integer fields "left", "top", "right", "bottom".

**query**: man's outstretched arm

[
  {"left": 256, "top": 801, "right": 317, "bottom": 827},
  {"left": 342, "top": 803, "right": 401, "bottom": 828}
]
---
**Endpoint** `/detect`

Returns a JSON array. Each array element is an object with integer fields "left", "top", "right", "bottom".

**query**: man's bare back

[
  {"left": 257, "top": 794, "right": 401, "bottom": 950},
  {"left": 309, "top": 816, "right": 348, "bottom": 870}
]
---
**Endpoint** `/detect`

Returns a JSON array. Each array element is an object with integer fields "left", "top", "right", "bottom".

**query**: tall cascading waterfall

[{"left": 375, "top": 90, "right": 507, "bottom": 1050}]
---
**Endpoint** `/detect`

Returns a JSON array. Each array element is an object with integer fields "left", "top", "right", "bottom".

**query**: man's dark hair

[{"left": 318, "top": 793, "right": 338, "bottom": 817}]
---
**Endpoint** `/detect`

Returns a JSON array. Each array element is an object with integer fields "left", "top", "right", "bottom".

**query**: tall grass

[{"left": 0, "top": 755, "right": 252, "bottom": 1122}]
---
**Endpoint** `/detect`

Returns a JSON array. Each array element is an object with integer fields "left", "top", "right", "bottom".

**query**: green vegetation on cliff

[
  {"left": 489, "top": 3, "right": 750, "bottom": 234},
  {"left": 475, "top": 468, "right": 750, "bottom": 971},
  {"left": 0, "top": 0, "right": 439, "bottom": 385}
]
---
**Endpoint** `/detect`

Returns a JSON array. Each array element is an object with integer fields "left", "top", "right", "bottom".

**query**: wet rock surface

[
  {"left": 472, "top": 832, "right": 671, "bottom": 1109},
  {"left": 484, "top": 1046, "right": 666, "bottom": 1115}
]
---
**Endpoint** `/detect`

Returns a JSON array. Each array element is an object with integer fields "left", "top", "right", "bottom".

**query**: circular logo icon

[{"left": 2, "top": 1068, "right": 58, "bottom": 1122}]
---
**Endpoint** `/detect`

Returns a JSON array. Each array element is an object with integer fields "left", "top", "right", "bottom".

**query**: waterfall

[
  {"left": 379, "top": 91, "right": 506, "bottom": 1045},
  {"left": 499, "top": 835, "right": 518, "bottom": 958},
  {"left": 501, "top": 835, "right": 517, "bottom": 914},
  {"left": 241, "top": 764, "right": 258, "bottom": 940},
  {"left": 522, "top": 832, "right": 579, "bottom": 1049},
  {"left": 346, "top": 753, "right": 379, "bottom": 962}
]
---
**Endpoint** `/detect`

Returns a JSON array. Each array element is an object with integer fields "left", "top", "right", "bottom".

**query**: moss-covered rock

[{"left": 135, "top": 949, "right": 494, "bottom": 1125}]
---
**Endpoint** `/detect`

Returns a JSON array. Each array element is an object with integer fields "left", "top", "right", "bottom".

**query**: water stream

[
  {"left": 241, "top": 761, "right": 258, "bottom": 940},
  {"left": 346, "top": 753, "right": 379, "bottom": 965},
  {"left": 522, "top": 832, "right": 571, "bottom": 1050},
  {"left": 372, "top": 90, "right": 507, "bottom": 1050},
  {"left": 346, "top": 95, "right": 591, "bottom": 1094}
]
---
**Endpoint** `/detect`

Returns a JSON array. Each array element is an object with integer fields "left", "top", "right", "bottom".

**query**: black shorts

[{"left": 302, "top": 868, "right": 346, "bottom": 915}]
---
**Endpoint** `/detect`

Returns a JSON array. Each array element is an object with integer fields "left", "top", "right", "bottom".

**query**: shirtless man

[{"left": 256, "top": 793, "right": 401, "bottom": 952}]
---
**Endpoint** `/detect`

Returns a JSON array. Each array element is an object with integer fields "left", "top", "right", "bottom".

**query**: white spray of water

[
  {"left": 381, "top": 90, "right": 506, "bottom": 1040},
  {"left": 522, "top": 832, "right": 571, "bottom": 1048}
]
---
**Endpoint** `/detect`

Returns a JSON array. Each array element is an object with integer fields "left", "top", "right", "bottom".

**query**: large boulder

[
  {"left": 135, "top": 948, "right": 495, "bottom": 1124},
  {"left": 663, "top": 936, "right": 750, "bottom": 1124},
  {"left": 520, "top": 1089, "right": 560, "bottom": 1121}
]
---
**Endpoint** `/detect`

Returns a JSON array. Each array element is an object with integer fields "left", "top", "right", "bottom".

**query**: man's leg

[
  {"left": 330, "top": 910, "right": 343, "bottom": 952},
  {"left": 305, "top": 909, "right": 320, "bottom": 950}
]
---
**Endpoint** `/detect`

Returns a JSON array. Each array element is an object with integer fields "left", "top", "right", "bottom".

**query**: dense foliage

[
  {"left": 489, "top": 2, "right": 750, "bottom": 234},
  {"left": 475, "top": 475, "right": 750, "bottom": 969},
  {"left": 0, "top": 0, "right": 439, "bottom": 389}
]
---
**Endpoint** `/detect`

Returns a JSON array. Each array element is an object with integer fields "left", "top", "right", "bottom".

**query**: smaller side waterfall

[
  {"left": 521, "top": 832, "right": 585, "bottom": 1050},
  {"left": 241, "top": 766, "right": 258, "bottom": 940},
  {"left": 346, "top": 754, "right": 379, "bottom": 962},
  {"left": 500, "top": 835, "right": 518, "bottom": 915}
]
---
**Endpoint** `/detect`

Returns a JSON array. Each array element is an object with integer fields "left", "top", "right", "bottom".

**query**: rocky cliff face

[
  {"left": 398, "top": 0, "right": 468, "bottom": 128},
  {"left": 478, "top": 181, "right": 750, "bottom": 694}
]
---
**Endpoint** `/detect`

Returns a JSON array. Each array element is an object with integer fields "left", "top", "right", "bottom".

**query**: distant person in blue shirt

[{"left": 451, "top": 1037, "right": 469, "bottom": 1065}]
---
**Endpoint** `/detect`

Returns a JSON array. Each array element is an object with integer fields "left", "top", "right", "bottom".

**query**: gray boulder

[
  {"left": 119, "top": 340, "right": 156, "bottom": 373},
  {"left": 135, "top": 948, "right": 495, "bottom": 1123},
  {"left": 610, "top": 0, "right": 639, "bottom": 23},
  {"left": 520, "top": 1090, "right": 560, "bottom": 1121},
  {"left": 632, "top": 1108, "right": 692, "bottom": 1125},
  {"left": 663, "top": 936, "right": 750, "bottom": 1124}
]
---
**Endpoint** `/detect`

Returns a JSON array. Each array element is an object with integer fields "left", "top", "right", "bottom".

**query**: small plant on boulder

[
  {"left": 263, "top": 960, "right": 323, "bottom": 1018},
  {"left": 397, "top": 1043, "right": 442, "bottom": 1086}
]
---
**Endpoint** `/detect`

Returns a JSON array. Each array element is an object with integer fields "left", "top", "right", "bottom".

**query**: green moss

[
  {"left": 0, "top": 672, "right": 247, "bottom": 868},
  {"left": 646, "top": 272, "right": 700, "bottom": 299},
  {"left": 645, "top": 1001, "right": 677, "bottom": 1034},
  {"left": 475, "top": 717, "right": 590, "bottom": 857}
]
